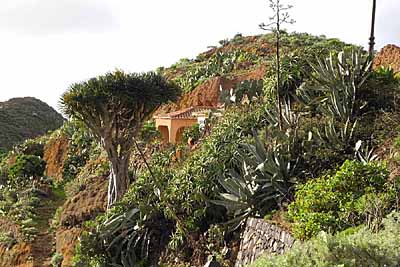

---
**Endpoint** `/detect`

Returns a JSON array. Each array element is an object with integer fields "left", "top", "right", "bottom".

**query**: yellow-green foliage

[
  {"left": 8, "top": 155, "right": 46, "bottom": 184},
  {"left": 288, "top": 160, "right": 398, "bottom": 240},
  {"left": 251, "top": 212, "right": 400, "bottom": 267}
]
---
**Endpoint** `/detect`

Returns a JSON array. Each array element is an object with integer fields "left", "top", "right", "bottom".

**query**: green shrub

[
  {"left": 0, "top": 185, "right": 46, "bottom": 241},
  {"left": 51, "top": 252, "right": 64, "bottom": 267},
  {"left": 0, "top": 231, "right": 17, "bottom": 249},
  {"left": 138, "top": 120, "right": 161, "bottom": 142},
  {"left": 14, "top": 138, "right": 46, "bottom": 157},
  {"left": 60, "top": 120, "right": 101, "bottom": 182},
  {"left": 251, "top": 212, "right": 400, "bottom": 267},
  {"left": 8, "top": 154, "right": 46, "bottom": 182},
  {"left": 367, "top": 66, "right": 400, "bottom": 111},
  {"left": 182, "top": 123, "right": 200, "bottom": 144},
  {"left": 72, "top": 229, "right": 107, "bottom": 267},
  {"left": 288, "top": 160, "right": 396, "bottom": 239}
]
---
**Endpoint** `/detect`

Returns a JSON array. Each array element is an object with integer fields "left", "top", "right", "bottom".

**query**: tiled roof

[{"left": 154, "top": 106, "right": 217, "bottom": 119}]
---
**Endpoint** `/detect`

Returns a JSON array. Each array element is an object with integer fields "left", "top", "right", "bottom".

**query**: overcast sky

[{"left": 0, "top": 0, "right": 398, "bottom": 111}]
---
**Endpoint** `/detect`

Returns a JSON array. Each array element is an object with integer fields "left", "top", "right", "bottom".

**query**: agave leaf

[
  {"left": 220, "top": 193, "right": 240, "bottom": 202},
  {"left": 126, "top": 232, "right": 140, "bottom": 251},
  {"left": 224, "top": 212, "right": 251, "bottom": 231},
  {"left": 108, "top": 234, "right": 126, "bottom": 249},
  {"left": 253, "top": 130, "right": 267, "bottom": 159},
  {"left": 221, "top": 173, "right": 242, "bottom": 196},
  {"left": 121, "top": 252, "right": 130, "bottom": 267},
  {"left": 210, "top": 199, "right": 249, "bottom": 211}
]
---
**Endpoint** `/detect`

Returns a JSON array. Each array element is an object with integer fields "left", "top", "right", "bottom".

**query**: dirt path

[{"left": 31, "top": 192, "right": 65, "bottom": 267}]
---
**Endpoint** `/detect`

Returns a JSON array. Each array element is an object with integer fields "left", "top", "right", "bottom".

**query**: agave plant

[
  {"left": 316, "top": 118, "right": 357, "bottom": 151},
  {"left": 355, "top": 140, "right": 378, "bottom": 164},
  {"left": 212, "top": 133, "right": 297, "bottom": 230},
  {"left": 298, "top": 49, "right": 371, "bottom": 122},
  {"left": 211, "top": 161, "right": 268, "bottom": 230},
  {"left": 98, "top": 208, "right": 155, "bottom": 267},
  {"left": 264, "top": 99, "right": 304, "bottom": 160},
  {"left": 265, "top": 98, "right": 300, "bottom": 131}
]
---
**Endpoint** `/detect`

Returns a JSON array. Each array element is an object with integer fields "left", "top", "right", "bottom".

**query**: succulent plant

[
  {"left": 212, "top": 133, "right": 297, "bottom": 230},
  {"left": 316, "top": 118, "right": 357, "bottom": 151},
  {"left": 354, "top": 140, "right": 378, "bottom": 164},
  {"left": 99, "top": 208, "right": 152, "bottom": 267},
  {"left": 297, "top": 49, "right": 371, "bottom": 122}
]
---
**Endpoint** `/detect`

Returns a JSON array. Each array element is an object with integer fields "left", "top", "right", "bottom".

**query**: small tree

[
  {"left": 61, "top": 70, "right": 179, "bottom": 207},
  {"left": 260, "top": 0, "right": 295, "bottom": 129}
]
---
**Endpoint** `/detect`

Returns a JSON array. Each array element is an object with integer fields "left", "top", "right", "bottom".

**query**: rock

[{"left": 234, "top": 218, "right": 295, "bottom": 267}]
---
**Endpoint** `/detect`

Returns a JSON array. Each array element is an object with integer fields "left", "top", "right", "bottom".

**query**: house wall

[{"left": 155, "top": 118, "right": 197, "bottom": 144}]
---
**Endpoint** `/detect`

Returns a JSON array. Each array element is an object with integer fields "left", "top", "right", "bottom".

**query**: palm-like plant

[{"left": 61, "top": 70, "right": 179, "bottom": 207}]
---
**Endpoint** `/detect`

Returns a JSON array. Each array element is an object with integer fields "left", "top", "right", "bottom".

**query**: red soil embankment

[
  {"left": 56, "top": 177, "right": 108, "bottom": 267},
  {"left": 374, "top": 44, "right": 400, "bottom": 72},
  {"left": 156, "top": 66, "right": 265, "bottom": 115},
  {"left": 43, "top": 136, "right": 70, "bottom": 183}
]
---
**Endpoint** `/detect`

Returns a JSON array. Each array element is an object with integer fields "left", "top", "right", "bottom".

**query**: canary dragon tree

[{"left": 61, "top": 71, "right": 179, "bottom": 207}]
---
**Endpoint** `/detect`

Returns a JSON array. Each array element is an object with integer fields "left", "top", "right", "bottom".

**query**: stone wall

[{"left": 235, "top": 218, "right": 295, "bottom": 267}]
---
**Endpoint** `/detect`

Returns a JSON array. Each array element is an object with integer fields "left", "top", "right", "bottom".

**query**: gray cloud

[{"left": 0, "top": 0, "right": 118, "bottom": 35}]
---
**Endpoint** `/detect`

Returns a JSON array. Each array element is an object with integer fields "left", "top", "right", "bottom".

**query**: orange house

[{"left": 154, "top": 106, "right": 217, "bottom": 144}]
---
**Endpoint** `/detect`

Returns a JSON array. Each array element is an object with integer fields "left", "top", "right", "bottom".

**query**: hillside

[
  {"left": 0, "top": 32, "right": 399, "bottom": 267},
  {"left": 0, "top": 97, "right": 64, "bottom": 152},
  {"left": 156, "top": 32, "right": 357, "bottom": 114}
]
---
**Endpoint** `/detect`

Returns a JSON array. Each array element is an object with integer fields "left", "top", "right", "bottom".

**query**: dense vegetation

[
  {"left": 288, "top": 160, "right": 398, "bottom": 239},
  {"left": 0, "top": 32, "right": 399, "bottom": 267},
  {"left": 0, "top": 137, "right": 53, "bottom": 244},
  {"left": 251, "top": 212, "right": 400, "bottom": 267},
  {"left": 159, "top": 32, "right": 357, "bottom": 95},
  {"left": 71, "top": 33, "right": 400, "bottom": 267},
  {"left": 0, "top": 97, "right": 64, "bottom": 152}
]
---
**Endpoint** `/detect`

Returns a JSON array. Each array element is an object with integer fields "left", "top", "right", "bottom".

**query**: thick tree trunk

[
  {"left": 102, "top": 137, "right": 131, "bottom": 208},
  {"left": 107, "top": 154, "right": 129, "bottom": 208}
]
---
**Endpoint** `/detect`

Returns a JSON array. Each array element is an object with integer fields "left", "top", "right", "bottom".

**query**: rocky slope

[{"left": 0, "top": 97, "right": 64, "bottom": 152}]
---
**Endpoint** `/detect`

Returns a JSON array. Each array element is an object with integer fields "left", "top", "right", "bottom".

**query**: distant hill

[{"left": 0, "top": 97, "right": 64, "bottom": 152}]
